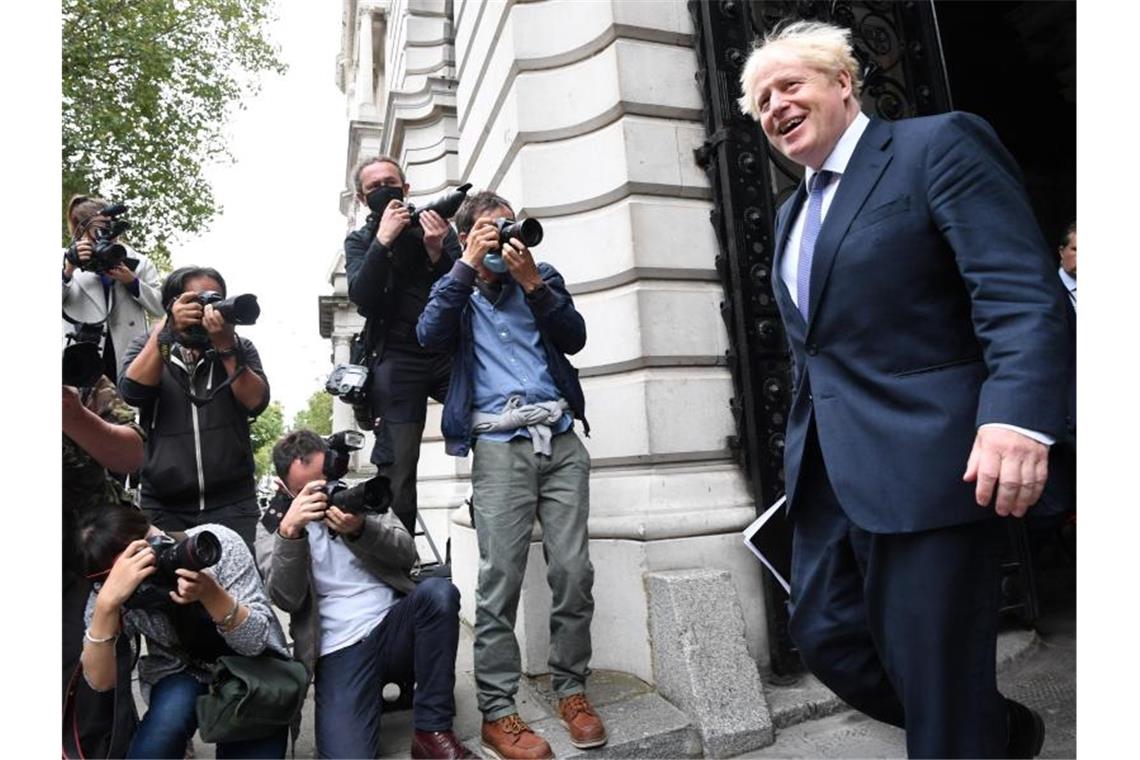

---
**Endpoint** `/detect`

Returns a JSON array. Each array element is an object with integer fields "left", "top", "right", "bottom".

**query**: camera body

[
  {"left": 318, "top": 429, "right": 391, "bottom": 517},
  {"left": 179, "top": 291, "right": 260, "bottom": 349},
  {"left": 325, "top": 364, "right": 370, "bottom": 405},
  {"left": 67, "top": 203, "right": 138, "bottom": 275},
  {"left": 125, "top": 531, "right": 223, "bottom": 610},
  {"left": 322, "top": 476, "right": 392, "bottom": 516},
  {"left": 322, "top": 430, "right": 365, "bottom": 481},
  {"left": 483, "top": 217, "right": 544, "bottom": 274},
  {"left": 62, "top": 322, "right": 106, "bottom": 387}
]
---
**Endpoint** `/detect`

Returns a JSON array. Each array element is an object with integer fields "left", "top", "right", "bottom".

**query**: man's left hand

[
  {"left": 962, "top": 426, "right": 1049, "bottom": 517},
  {"left": 203, "top": 304, "right": 236, "bottom": 350},
  {"left": 419, "top": 209, "right": 448, "bottom": 264},
  {"left": 106, "top": 263, "right": 137, "bottom": 285},
  {"left": 502, "top": 238, "right": 544, "bottom": 293},
  {"left": 326, "top": 506, "right": 365, "bottom": 538}
]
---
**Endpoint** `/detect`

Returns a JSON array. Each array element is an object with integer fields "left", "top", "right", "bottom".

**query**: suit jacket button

[{"left": 807, "top": 344, "right": 818, "bottom": 356}]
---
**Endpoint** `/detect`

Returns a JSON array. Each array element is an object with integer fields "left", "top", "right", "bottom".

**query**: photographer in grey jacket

[{"left": 254, "top": 430, "right": 472, "bottom": 759}]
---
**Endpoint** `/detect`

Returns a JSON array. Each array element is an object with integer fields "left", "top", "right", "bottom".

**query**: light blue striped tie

[{"left": 796, "top": 170, "right": 834, "bottom": 321}]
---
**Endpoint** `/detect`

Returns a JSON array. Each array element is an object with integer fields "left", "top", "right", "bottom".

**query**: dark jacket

[
  {"left": 416, "top": 260, "right": 589, "bottom": 456},
  {"left": 119, "top": 332, "right": 270, "bottom": 513},
  {"left": 344, "top": 220, "right": 462, "bottom": 351},
  {"left": 771, "top": 112, "right": 1068, "bottom": 533}
]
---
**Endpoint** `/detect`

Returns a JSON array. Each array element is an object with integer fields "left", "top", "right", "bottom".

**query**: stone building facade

[{"left": 329, "top": 0, "right": 767, "bottom": 683}]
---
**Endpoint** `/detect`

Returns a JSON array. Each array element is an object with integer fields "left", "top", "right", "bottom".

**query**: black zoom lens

[
  {"left": 327, "top": 476, "right": 393, "bottom": 515},
  {"left": 158, "top": 531, "right": 223, "bottom": 574},
  {"left": 495, "top": 217, "right": 543, "bottom": 248}
]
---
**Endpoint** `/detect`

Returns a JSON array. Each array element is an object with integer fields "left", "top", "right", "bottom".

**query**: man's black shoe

[{"left": 1006, "top": 698, "right": 1045, "bottom": 758}]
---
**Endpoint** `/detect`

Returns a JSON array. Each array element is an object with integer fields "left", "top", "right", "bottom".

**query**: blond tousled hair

[{"left": 737, "top": 20, "right": 863, "bottom": 121}]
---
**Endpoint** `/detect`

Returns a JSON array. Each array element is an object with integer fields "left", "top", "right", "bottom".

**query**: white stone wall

[{"left": 338, "top": 0, "right": 771, "bottom": 682}]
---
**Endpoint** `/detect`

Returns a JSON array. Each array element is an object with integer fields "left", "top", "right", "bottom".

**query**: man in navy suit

[{"left": 737, "top": 21, "right": 1068, "bottom": 758}]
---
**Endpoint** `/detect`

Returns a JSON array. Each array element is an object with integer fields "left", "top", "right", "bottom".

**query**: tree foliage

[
  {"left": 62, "top": 0, "right": 286, "bottom": 269},
  {"left": 250, "top": 400, "right": 285, "bottom": 479},
  {"left": 291, "top": 390, "right": 333, "bottom": 436}
]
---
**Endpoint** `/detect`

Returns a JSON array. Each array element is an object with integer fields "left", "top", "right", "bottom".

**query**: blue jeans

[
  {"left": 127, "top": 671, "right": 287, "bottom": 759},
  {"left": 314, "top": 577, "right": 461, "bottom": 759}
]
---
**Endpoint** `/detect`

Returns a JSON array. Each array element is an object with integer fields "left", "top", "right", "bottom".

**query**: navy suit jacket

[{"left": 772, "top": 112, "right": 1069, "bottom": 533}]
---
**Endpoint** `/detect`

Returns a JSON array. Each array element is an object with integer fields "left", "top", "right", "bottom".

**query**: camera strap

[{"left": 157, "top": 329, "right": 247, "bottom": 408}]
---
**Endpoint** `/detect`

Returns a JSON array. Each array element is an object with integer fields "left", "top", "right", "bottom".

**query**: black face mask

[{"left": 365, "top": 185, "right": 404, "bottom": 214}]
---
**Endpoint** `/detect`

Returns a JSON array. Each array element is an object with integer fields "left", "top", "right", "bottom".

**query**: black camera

[
  {"left": 125, "top": 531, "right": 223, "bottom": 610},
  {"left": 484, "top": 217, "right": 544, "bottom": 274},
  {"left": 326, "top": 364, "right": 370, "bottom": 405},
  {"left": 66, "top": 203, "right": 139, "bottom": 275},
  {"left": 198, "top": 291, "right": 261, "bottom": 325},
  {"left": 406, "top": 183, "right": 473, "bottom": 227},
  {"left": 321, "top": 430, "right": 391, "bottom": 516},
  {"left": 322, "top": 475, "right": 393, "bottom": 516},
  {"left": 495, "top": 217, "right": 544, "bottom": 248},
  {"left": 322, "top": 430, "right": 366, "bottom": 481},
  {"left": 178, "top": 291, "right": 260, "bottom": 349},
  {"left": 62, "top": 322, "right": 106, "bottom": 387}
]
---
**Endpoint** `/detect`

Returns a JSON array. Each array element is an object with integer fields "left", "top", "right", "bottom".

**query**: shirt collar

[
  {"left": 1058, "top": 267, "right": 1076, "bottom": 291},
  {"left": 805, "top": 111, "right": 870, "bottom": 188}
]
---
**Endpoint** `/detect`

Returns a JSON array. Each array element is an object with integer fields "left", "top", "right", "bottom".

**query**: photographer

[
  {"left": 254, "top": 430, "right": 472, "bottom": 759},
  {"left": 62, "top": 195, "right": 163, "bottom": 381},
  {"left": 417, "top": 191, "right": 603, "bottom": 759},
  {"left": 344, "top": 156, "right": 461, "bottom": 533},
  {"left": 78, "top": 504, "right": 290, "bottom": 758},
  {"left": 62, "top": 376, "right": 145, "bottom": 752},
  {"left": 120, "top": 266, "right": 270, "bottom": 549}
]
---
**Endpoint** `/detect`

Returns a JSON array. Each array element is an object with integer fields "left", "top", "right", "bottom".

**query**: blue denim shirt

[
  {"left": 470, "top": 278, "right": 572, "bottom": 443},
  {"left": 417, "top": 260, "right": 589, "bottom": 456}
]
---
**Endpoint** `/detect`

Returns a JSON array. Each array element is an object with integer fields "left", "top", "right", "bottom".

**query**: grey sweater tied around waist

[{"left": 471, "top": 396, "right": 569, "bottom": 455}]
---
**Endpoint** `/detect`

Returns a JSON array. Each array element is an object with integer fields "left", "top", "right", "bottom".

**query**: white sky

[{"left": 173, "top": 0, "right": 349, "bottom": 423}]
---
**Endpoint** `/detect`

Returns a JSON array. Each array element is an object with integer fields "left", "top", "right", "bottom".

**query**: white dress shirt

[
  {"left": 778, "top": 111, "right": 1052, "bottom": 446},
  {"left": 780, "top": 112, "right": 870, "bottom": 305},
  {"left": 1058, "top": 268, "right": 1076, "bottom": 310}
]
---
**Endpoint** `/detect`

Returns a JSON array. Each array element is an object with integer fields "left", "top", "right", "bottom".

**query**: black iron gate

[{"left": 688, "top": 0, "right": 953, "bottom": 676}]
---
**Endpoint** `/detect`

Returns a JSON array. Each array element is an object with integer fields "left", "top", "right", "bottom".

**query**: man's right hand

[
  {"left": 376, "top": 199, "right": 412, "bottom": 247},
  {"left": 461, "top": 216, "right": 501, "bottom": 268},
  {"left": 170, "top": 290, "right": 204, "bottom": 333},
  {"left": 278, "top": 480, "right": 329, "bottom": 539}
]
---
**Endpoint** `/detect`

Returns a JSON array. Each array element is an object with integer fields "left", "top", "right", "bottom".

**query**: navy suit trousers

[{"left": 788, "top": 424, "right": 1010, "bottom": 758}]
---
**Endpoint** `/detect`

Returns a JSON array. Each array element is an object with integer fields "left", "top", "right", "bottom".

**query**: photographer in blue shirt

[{"left": 417, "top": 191, "right": 605, "bottom": 760}]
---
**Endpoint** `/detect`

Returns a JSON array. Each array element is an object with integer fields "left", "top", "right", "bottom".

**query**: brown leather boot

[
  {"left": 480, "top": 714, "right": 553, "bottom": 760},
  {"left": 557, "top": 693, "right": 608, "bottom": 749},
  {"left": 411, "top": 729, "right": 477, "bottom": 759}
]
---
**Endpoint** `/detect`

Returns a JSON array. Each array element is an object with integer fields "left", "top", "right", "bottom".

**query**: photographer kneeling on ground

[
  {"left": 62, "top": 195, "right": 164, "bottom": 381},
  {"left": 79, "top": 504, "right": 291, "bottom": 758},
  {"left": 120, "top": 266, "right": 270, "bottom": 549},
  {"left": 255, "top": 429, "right": 473, "bottom": 759}
]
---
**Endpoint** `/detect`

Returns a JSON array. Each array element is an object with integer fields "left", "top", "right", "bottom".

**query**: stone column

[
  {"left": 354, "top": 4, "right": 378, "bottom": 121},
  {"left": 330, "top": 333, "right": 356, "bottom": 434}
]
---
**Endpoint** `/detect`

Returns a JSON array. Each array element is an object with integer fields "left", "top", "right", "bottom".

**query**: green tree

[
  {"left": 291, "top": 390, "right": 333, "bottom": 436},
  {"left": 250, "top": 400, "right": 285, "bottom": 479},
  {"left": 62, "top": 0, "right": 286, "bottom": 269}
]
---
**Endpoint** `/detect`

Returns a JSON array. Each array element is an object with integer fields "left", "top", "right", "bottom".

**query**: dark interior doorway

[{"left": 934, "top": 1, "right": 1076, "bottom": 247}]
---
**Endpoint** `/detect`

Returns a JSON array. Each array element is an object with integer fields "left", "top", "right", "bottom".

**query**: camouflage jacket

[{"left": 63, "top": 375, "right": 143, "bottom": 576}]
